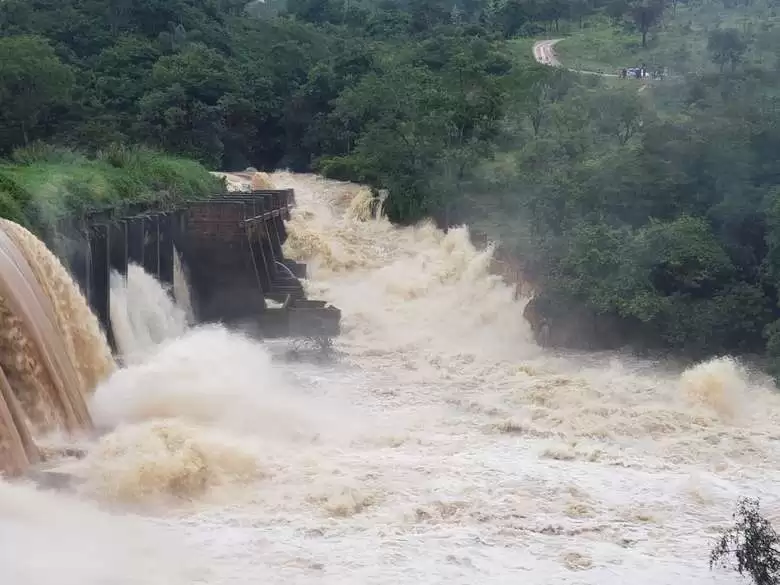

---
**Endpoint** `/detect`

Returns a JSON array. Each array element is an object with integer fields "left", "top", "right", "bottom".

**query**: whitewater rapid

[{"left": 4, "top": 172, "right": 780, "bottom": 585}]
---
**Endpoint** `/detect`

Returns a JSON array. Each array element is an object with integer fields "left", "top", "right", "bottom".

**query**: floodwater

[{"left": 3, "top": 172, "right": 780, "bottom": 585}]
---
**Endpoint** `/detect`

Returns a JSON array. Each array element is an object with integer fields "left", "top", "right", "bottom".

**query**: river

[{"left": 2, "top": 171, "right": 779, "bottom": 585}]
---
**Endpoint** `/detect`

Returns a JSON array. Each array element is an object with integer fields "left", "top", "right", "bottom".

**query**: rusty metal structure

[{"left": 52, "top": 189, "right": 340, "bottom": 352}]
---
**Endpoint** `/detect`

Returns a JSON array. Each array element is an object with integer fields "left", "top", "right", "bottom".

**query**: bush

[
  {"left": 314, "top": 155, "right": 372, "bottom": 183},
  {"left": 0, "top": 145, "right": 222, "bottom": 231},
  {"left": 711, "top": 497, "right": 780, "bottom": 585}
]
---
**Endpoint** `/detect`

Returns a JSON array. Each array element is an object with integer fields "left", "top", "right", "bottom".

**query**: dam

[
  {"left": 0, "top": 171, "right": 340, "bottom": 479},
  {"left": 54, "top": 178, "right": 340, "bottom": 352},
  {"left": 1, "top": 171, "right": 778, "bottom": 585}
]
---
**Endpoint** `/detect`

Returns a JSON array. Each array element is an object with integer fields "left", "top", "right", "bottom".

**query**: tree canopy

[{"left": 5, "top": 0, "right": 780, "bottom": 376}]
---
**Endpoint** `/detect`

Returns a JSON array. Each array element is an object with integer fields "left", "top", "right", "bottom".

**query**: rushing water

[
  {"left": 0, "top": 218, "right": 114, "bottom": 474},
  {"left": 3, "top": 172, "right": 780, "bottom": 584},
  {"left": 110, "top": 261, "right": 190, "bottom": 365}
]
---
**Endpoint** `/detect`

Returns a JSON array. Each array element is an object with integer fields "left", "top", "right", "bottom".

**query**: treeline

[
  {"left": 0, "top": 0, "right": 607, "bottom": 223},
  {"left": 0, "top": 0, "right": 666, "bottom": 221},
  {"left": 7, "top": 0, "right": 780, "bottom": 374},
  {"left": 473, "top": 0, "right": 780, "bottom": 376}
]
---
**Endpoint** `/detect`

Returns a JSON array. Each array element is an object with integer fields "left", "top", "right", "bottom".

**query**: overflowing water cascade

[
  {"left": 109, "top": 262, "right": 190, "bottom": 365},
  {"left": 2, "top": 173, "right": 780, "bottom": 585},
  {"left": 0, "top": 219, "right": 115, "bottom": 476}
]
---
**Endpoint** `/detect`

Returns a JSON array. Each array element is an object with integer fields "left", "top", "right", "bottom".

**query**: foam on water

[
  {"left": 110, "top": 262, "right": 189, "bottom": 364},
  {"left": 77, "top": 418, "right": 266, "bottom": 505},
  {"left": 3, "top": 172, "right": 780, "bottom": 584},
  {"left": 90, "top": 325, "right": 334, "bottom": 441},
  {"left": 0, "top": 479, "right": 204, "bottom": 585}
]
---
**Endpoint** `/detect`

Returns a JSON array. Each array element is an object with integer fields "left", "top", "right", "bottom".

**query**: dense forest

[
  {"left": 4, "top": 0, "right": 780, "bottom": 376},
  {"left": 475, "top": 0, "right": 780, "bottom": 374},
  {"left": 0, "top": 0, "right": 566, "bottom": 220}
]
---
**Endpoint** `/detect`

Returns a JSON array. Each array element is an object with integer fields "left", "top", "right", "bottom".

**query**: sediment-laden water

[{"left": 2, "top": 172, "right": 779, "bottom": 585}]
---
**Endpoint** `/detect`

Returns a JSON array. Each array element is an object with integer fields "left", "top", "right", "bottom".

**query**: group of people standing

[{"left": 619, "top": 64, "right": 666, "bottom": 80}]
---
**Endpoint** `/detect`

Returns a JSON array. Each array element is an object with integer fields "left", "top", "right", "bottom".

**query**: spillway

[
  {"left": 0, "top": 218, "right": 114, "bottom": 476},
  {"left": 0, "top": 172, "right": 777, "bottom": 585}
]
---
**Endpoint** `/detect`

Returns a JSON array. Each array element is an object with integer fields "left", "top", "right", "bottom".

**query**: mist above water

[
  {"left": 109, "top": 258, "right": 190, "bottom": 364},
  {"left": 2, "top": 172, "right": 779, "bottom": 585},
  {"left": 0, "top": 479, "right": 202, "bottom": 585}
]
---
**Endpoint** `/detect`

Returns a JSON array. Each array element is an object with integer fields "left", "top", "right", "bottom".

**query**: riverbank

[
  {"left": 16, "top": 170, "right": 776, "bottom": 585},
  {"left": 0, "top": 144, "right": 221, "bottom": 231}
]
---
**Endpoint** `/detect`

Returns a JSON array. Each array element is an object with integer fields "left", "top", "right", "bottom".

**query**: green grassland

[
  {"left": 555, "top": 2, "right": 780, "bottom": 75},
  {"left": 0, "top": 144, "right": 222, "bottom": 231}
]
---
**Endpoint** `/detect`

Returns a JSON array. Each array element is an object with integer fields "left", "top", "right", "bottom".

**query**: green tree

[
  {"left": 711, "top": 498, "right": 780, "bottom": 585},
  {"left": 138, "top": 44, "right": 239, "bottom": 167},
  {"left": 0, "top": 35, "right": 74, "bottom": 151},
  {"left": 630, "top": 0, "right": 665, "bottom": 47},
  {"left": 708, "top": 28, "right": 748, "bottom": 72}
]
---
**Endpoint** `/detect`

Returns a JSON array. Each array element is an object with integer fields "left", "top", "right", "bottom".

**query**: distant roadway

[
  {"left": 532, "top": 38, "right": 653, "bottom": 94},
  {"left": 532, "top": 39, "right": 620, "bottom": 78}
]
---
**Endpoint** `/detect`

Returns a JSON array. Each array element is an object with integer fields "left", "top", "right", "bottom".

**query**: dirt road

[
  {"left": 532, "top": 38, "right": 620, "bottom": 78},
  {"left": 532, "top": 39, "right": 563, "bottom": 67}
]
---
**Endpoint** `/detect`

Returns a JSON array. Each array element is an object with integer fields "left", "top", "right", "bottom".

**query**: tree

[
  {"left": 407, "top": 0, "right": 450, "bottom": 33},
  {"left": 708, "top": 28, "right": 747, "bottom": 72},
  {"left": 592, "top": 88, "right": 643, "bottom": 145},
  {"left": 0, "top": 35, "right": 74, "bottom": 151},
  {"left": 605, "top": 0, "right": 631, "bottom": 23},
  {"left": 496, "top": 0, "right": 532, "bottom": 38},
  {"left": 630, "top": 0, "right": 665, "bottom": 47},
  {"left": 286, "top": 0, "right": 342, "bottom": 24},
  {"left": 90, "top": 36, "right": 161, "bottom": 128},
  {"left": 711, "top": 498, "right": 780, "bottom": 585},
  {"left": 569, "top": 0, "right": 593, "bottom": 28},
  {"left": 138, "top": 44, "right": 239, "bottom": 167}
]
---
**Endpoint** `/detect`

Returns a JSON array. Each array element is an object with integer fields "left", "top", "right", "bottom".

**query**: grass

[
  {"left": 555, "top": 17, "right": 661, "bottom": 73},
  {"left": 505, "top": 37, "right": 540, "bottom": 67},
  {"left": 0, "top": 143, "right": 223, "bottom": 231},
  {"left": 555, "top": 2, "right": 780, "bottom": 76}
]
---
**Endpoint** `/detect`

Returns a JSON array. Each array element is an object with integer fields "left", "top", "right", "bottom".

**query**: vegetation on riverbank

[
  {"left": 6, "top": 0, "right": 780, "bottom": 377},
  {"left": 711, "top": 498, "right": 780, "bottom": 584},
  {"left": 0, "top": 145, "right": 220, "bottom": 230},
  {"left": 0, "top": 0, "right": 618, "bottom": 224},
  {"left": 0, "top": 0, "right": 526, "bottom": 223},
  {"left": 464, "top": 0, "right": 780, "bottom": 376}
]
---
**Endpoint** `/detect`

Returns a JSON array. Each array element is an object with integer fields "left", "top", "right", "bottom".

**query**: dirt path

[
  {"left": 530, "top": 37, "right": 657, "bottom": 96},
  {"left": 532, "top": 38, "right": 620, "bottom": 78},
  {"left": 532, "top": 38, "right": 563, "bottom": 67}
]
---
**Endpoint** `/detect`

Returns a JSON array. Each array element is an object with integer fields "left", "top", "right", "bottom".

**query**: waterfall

[{"left": 0, "top": 219, "right": 115, "bottom": 476}]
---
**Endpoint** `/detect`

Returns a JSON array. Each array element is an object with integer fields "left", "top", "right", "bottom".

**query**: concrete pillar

[
  {"left": 255, "top": 196, "right": 278, "bottom": 282},
  {"left": 273, "top": 215, "right": 287, "bottom": 247},
  {"left": 64, "top": 217, "right": 90, "bottom": 300},
  {"left": 109, "top": 221, "right": 128, "bottom": 277},
  {"left": 127, "top": 217, "right": 145, "bottom": 267},
  {"left": 158, "top": 214, "right": 174, "bottom": 287},
  {"left": 89, "top": 224, "right": 114, "bottom": 352},
  {"left": 266, "top": 195, "right": 283, "bottom": 263},
  {"left": 142, "top": 215, "right": 159, "bottom": 278},
  {"left": 247, "top": 223, "right": 271, "bottom": 293}
]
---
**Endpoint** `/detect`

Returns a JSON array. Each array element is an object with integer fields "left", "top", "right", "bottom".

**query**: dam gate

[{"left": 54, "top": 189, "right": 340, "bottom": 352}]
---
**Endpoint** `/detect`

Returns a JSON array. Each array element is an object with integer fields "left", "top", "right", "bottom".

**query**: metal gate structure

[{"left": 54, "top": 189, "right": 340, "bottom": 352}]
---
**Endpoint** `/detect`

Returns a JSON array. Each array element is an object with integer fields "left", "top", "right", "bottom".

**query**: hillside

[
  {"left": 0, "top": 0, "right": 525, "bottom": 222},
  {"left": 459, "top": 1, "right": 780, "bottom": 375},
  {"left": 5, "top": 0, "right": 780, "bottom": 378},
  {"left": 555, "top": 1, "right": 780, "bottom": 75}
]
